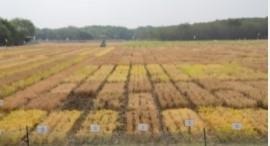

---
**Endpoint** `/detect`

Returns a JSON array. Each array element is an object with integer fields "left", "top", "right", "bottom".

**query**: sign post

[
  {"left": 184, "top": 119, "right": 194, "bottom": 134},
  {"left": 184, "top": 119, "right": 194, "bottom": 142},
  {"left": 26, "top": 126, "right": 30, "bottom": 146},
  {"left": 203, "top": 128, "right": 207, "bottom": 146}
]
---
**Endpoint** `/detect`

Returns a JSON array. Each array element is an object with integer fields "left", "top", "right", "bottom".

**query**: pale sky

[{"left": 0, "top": 0, "right": 267, "bottom": 28}]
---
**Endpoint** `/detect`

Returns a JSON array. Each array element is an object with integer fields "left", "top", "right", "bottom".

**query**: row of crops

[
  {"left": 0, "top": 62, "right": 267, "bottom": 145},
  {"left": 0, "top": 107, "right": 267, "bottom": 144},
  {"left": 0, "top": 42, "right": 267, "bottom": 145}
]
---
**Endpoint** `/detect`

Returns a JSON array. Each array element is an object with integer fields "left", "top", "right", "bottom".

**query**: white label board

[
  {"left": 36, "top": 124, "right": 48, "bottom": 134},
  {"left": 232, "top": 122, "right": 242, "bottom": 130},
  {"left": 184, "top": 119, "right": 194, "bottom": 127},
  {"left": 90, "top": 124, "right": 100, "bottom": 133},
  {"left": 137, "top": 123, "right": 149, "bottom": 132}
]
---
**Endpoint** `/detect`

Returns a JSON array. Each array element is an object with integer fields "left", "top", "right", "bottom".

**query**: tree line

[
  {"left": 0, "top": 17, "right": 267, "bottom": 46},
  {"left": 36, "top": 17, "right": 268, "bottom": 41},
  {"left": 36, "top": 26, "right": 133, "bottom": 41},
  {"left": 134, "top": 17, "right": 268, "bottom": 40},
  {"left": 0, "top": 18, "right": 35, "bottom": 46}
]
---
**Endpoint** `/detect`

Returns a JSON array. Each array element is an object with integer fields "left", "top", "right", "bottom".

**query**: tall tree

[{"left": 10, "top": 18, "right": 35, "bottom": 44}]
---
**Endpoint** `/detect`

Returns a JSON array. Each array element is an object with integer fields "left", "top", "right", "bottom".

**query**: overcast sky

[{"left": 0, "top": 0, "right": 267, "bottom": 28}]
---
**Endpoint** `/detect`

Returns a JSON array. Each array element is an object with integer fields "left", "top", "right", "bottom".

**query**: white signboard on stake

[
  {"left": 0, "top": 100, "right": 4, "bottom": 107},
  {"left": 36, "top": 124, "right": 48, "bottom": 134},
  {"left": 184, "top": 119, "right": 194, "bottom": 127},
  {"left": 90, "top": 124, "right": 100, "bottom": 133},
  {"left": 232, "top": 122, "right": 242, "bottom": 130},
  {"left": 137, "top": 123, "right": 149, "bottom": 132}
]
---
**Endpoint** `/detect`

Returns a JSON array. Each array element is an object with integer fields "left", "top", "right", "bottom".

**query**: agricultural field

[{"left": 0, "top": 40, "right": 267, "bottom": 146}]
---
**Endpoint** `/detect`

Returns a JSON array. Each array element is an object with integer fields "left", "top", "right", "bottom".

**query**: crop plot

[
  {"left": 94, "top": 82, "right": 125, "bottom": 110},
  {"left": 225, "top": 82, "right": 268, "bottom": 108},
  {"left": 242, "top": 109, "right": 267, "bottom": 137},
  {"left": 127, "top": 93, "right": 156, "bottom": 111},
  {"left": 44, "top": 65, "right": 98, "bottom": 110},
  {"left": 246, "top": 80, "right": 267, "bottom": 90},
  {"left": 0, "top": 112, "right": 5, "bottom": 119},
  {"left": 75, "top": 110, "right": 119, "bottom": 139},
  {"left": 85, "top": 65, "right": 115, "bottom": 82},
  {"left": 176, "top": 82, "right": 221, "bottom": 106},
  {"left": 26, "top": 82, "right": 77, "bottom": 110},
  {"left": 129, "top": 65, "right": 151, "bottom": 92},
  {"left": 107, "top": 65, "right": 129, "bottom": 82},
  {"left": 198, "top": 79, "right": 230, "bottom": 91},
  {"left": 178, "top": 64, "right": 266, "bottom": 80},
  {"left": 154, "top": 82, "right": 190, "bottom": 109},
  {"left": 162, "top": 108, "right": 205, "bottom": 137},
  {"left": 246, "top": 80, "right": 267, "bottom": 106},
  {"left": 31, "top": 110, "right": 81, "bottom": 144},
  {"left": 126, "top": 110, "right": 161, "bottom": 136},
  {"left": 146, "top": 64, "right": 170, "bottom": 82},
  {"left": 62, "top": 65, "right": 114, "bottom": 110},
  {"left": 63, "top": 65, "right": 98, "bottom": 83},
  {"left": 199, "top": 80, "right": 267, "bottom": 108},
  {"left": 26, "top": 93, "right": 67, "bottom": 111},
  {"left": 73, "top": 65, "right": 114, "bottom": 97},
  {"left": 0, "top": 110, "right": 47, "bottom": 144},
  {"left": 0, "top": 53, "right": 86, "bottom": 98},
  {"left": 128, "top": 49, "right": 145, "bottom": 64},
  {"left": 0, "top": 48, "right": 87, "bottom": 97},
  {"left": 0, "top": 56, "right": 53, "bottom": 80},
  {"left": 198, "top": 107, "right": 265, "bottom": 141},
  {"left": 95, "top": 47, "right": 115, "bottom": 57},
  {"left": 0, "top": 41, "right": 267, "bottom": 145},
  {"left": 0, "top": 48, "right": 73, "bottom": 79},
  {"left": 1, "top": 55, "right": 95, "bottom": 110},
  {"left": 162, "top": 64, "right": 191, "bottom": 81},
  {"left": 214, "top": 90, "right": 257, "bottom": 108},
  {"left": 50, "top": 83, "right": 77, "bottom": 94}
]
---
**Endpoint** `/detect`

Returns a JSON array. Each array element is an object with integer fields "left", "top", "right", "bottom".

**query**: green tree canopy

[
  {"left": 10, "top": 18, "right": 35, "bottom": 44},
  {"left": 0, "top": 18, "right": 35, "bottom": 46}
]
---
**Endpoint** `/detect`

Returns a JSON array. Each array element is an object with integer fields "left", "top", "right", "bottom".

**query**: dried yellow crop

[
  {"left": 198, "top": 107, "right": 259, "bottom": 142},
  {"left": 31, "top": 110, "right": 81, "bottom": 144},
  {"left": 147, "top": 64, "right": 170, "bottom": 82},
  {"left": 63, "top": 65, "right": 98, "bottom": 83},
  {"left": 95, "top": 47, "right": 115, "bottom": 57},
  {"left": 107, "top": 65, "right": 129, "bottom": 82},
  {"left": 76, "top": 110, "right": 119, "bottom": 139},
  {"left": 129, "top": 65, "right": 151, "bottom": 92},
  {"left": 162, "top": 108, "right": 205, "bottom": 138},
  {"left": 179, "top": 64, "right": 266, "bottom": 80},
  {"left": 0, "top": 110, "right": 47, "bottom": 144}
]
